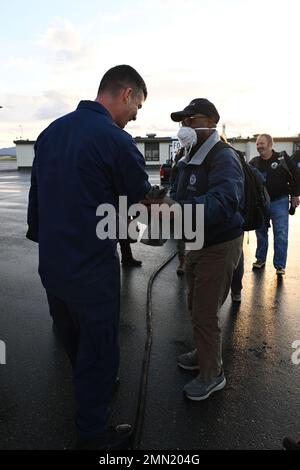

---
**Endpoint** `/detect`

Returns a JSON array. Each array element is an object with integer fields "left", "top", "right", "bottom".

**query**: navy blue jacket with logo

[
  {"left": 170, "top": 136, "right": 244, "bottom": 248},
  {"left": 27, "top": 100, "right": 151, "bottom": 302}
]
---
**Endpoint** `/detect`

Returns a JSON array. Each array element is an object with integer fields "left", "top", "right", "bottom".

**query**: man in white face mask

[
  {"left": 170, "top": 98, "right": 244, "bottom": 402},
  {"left": 175, "top": 98, "right": 218, "bottom": 159}
]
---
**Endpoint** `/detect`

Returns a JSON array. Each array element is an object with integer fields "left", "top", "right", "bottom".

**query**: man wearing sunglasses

[{"left": 170, "top": 98, "right": 244, "bottom": 401}]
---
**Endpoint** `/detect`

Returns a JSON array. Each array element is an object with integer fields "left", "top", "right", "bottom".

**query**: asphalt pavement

[{"left": 0, "top": 161, "right": 299, "bottom": 450}]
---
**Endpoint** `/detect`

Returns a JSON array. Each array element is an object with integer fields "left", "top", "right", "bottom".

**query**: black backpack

[
  {"left": 279, "top": 150, "right": 300, "bottom": 214},
  {"left": 291, "top": 149, "right": 300, "bottom": 167},
  {"left": 204, "top": 141, "right": 270, "bottom": 231}
]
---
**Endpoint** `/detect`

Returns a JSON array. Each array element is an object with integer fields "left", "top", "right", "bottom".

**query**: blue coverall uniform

[{"left": 27, "top": 100, "right": 151, "bottom": 441}]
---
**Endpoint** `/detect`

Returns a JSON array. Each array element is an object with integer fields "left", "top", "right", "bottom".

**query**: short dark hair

[
  {"left": 97, "top": 65, "right": 147, "bottom": 99},
  {"left": 257, "top": 133, "right": 273, "bottom": 146}
]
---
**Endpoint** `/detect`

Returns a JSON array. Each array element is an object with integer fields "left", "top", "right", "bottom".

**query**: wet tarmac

[{"left": 0, "top": 161, "right": 299, "bottom": 450}]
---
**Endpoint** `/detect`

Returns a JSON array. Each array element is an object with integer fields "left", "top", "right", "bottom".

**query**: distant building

[
  {"left": 14, "top": 134, "right": 300, "bottom": 168},
  {"left": 14, "top": 140, "right": 35, "bottom": 168},
  {"left": 14, "top": 135, "right": 179, "bottom": 168},
  {"left": 135, "top": 134, "right": 180, "bottom": 166}
]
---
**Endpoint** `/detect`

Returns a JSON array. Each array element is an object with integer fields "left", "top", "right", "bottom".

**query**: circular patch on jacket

[
  {"left": 189, "top": 174, "right": 197, "bottom": 185},
  {"left": 297, "top": 162, "right": 300, "bottom": 168},
  {"left": 271, "top": 162, "right": 278, "bottom": 169}
]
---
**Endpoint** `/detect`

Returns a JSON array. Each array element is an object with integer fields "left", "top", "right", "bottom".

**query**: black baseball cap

[{"left": 171, "top": 98, "right": 220, "bottom": 123}]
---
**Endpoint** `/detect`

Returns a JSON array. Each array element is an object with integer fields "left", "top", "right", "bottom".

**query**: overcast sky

[{"left": 1, "top": 0, "right": 299, "bottom": 147}]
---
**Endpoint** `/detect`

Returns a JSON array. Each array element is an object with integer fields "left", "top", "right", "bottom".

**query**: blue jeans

[{"left": 255, "top": 196, "right": 289, "bottom": 269}]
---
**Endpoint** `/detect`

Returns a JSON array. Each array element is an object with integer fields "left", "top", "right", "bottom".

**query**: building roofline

[
  {"left": 134, "top": 136, "right": 173, "bottom": 143},
  {"left": 14, "top": 139, "right": 36, "bottom": 145},
  {"left": 14, "top": 135, "right": 300, "bottom": 146},
  {"left": 228, "top": 135, "right": 300, "bottom": 143},
  {"left": 14, "top": 137, "right": 175, "bottom": 145}
]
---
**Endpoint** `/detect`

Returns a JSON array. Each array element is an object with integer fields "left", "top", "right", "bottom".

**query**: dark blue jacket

[
  {"left": 27, "top": 100, "right": 151, "bottom": 302},
  {"left": 171, "top": 140, "right": 244, "bottom": 247}
]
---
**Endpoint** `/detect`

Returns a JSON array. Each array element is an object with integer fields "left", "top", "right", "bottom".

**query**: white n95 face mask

[
  {"left": 177, "top": 126, "right": 217, "bottom": 155},
  {"left": 177, "top": 127, "right": 198, "bottom": 150}
]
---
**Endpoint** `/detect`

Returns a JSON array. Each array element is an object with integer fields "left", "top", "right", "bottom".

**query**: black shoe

[
  {"left": 121, "top": 257, "right": 142, "bottom": 267},
  {"left": 282, "top": 436, "right": 300, "bottom": 450},
  {"left": 76, "top": 424, "right": 133, "bottom": 450}
]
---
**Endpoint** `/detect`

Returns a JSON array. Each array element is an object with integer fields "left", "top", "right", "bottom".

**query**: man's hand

[
  {"left": 145, "top": 185, "right": 168, "bottom": 200},
  {"left": 141, "top": 196, "right": 176, "bottom": 207},
  {"left": 141, "top": 185, "right": 176, "bottom": 208},
  {"left": 291, "top": 196, "right": 300, "bottom": 208}
]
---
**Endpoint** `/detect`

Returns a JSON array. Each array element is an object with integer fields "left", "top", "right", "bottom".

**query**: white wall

[
  {"left": 16, "top": 144, "right": 34, "bottom": 168},
  {"left": 136, "top": 141, "right": 172, "bottom": 165},
  {"left": 273, "top": 142, "right": 294, "bottom": 155},
  {"left": 159, "top": 143, "right": 171, "bottom": 164},
  {"left": 136, "top": 142, "right": 144, "bottom": 155}
]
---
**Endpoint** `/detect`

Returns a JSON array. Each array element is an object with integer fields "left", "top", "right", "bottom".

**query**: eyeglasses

[{"left": 180, "top": 115, "right": 207, "bottom": 127}]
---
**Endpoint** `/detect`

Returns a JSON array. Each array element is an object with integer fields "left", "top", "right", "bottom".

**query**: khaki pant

[{"left": 185, "top": 236, "right": 243, "bottom": 382}]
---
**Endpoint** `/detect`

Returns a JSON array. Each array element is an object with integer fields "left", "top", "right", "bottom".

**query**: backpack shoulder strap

[
  {"left": 203, "top": 140, "right": 232, "bottom": 171},
  {"left": 278, "top": 151, "right": 293, "bottom": 178}
]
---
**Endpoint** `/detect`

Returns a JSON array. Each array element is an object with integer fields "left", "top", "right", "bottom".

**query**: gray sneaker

[
  {"left": 252, "top": 260, "right": 265, "bottom": 269},
  {"left": 183, "top": 371, "right": 226, "bottom": 401},
  {"left": 177, "top": 349, "right": 199, "bottom": 370}
]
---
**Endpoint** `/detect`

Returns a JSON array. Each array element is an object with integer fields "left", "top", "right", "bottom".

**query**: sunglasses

[{"left": 180, "top": 115, "right": 208, "bottom": 127}]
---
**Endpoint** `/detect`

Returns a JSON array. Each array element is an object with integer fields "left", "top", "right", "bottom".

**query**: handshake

[{"left": 141, "top": 185, "right": 175, "bottom": 208}]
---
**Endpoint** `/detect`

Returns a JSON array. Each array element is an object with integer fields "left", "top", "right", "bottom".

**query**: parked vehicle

[{"left": 160, "top": 159, "right": 173, "bottom": 185}]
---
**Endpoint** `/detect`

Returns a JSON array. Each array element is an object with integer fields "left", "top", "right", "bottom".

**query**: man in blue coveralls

[{"left": 27, "top": 65, "right": 155, "bottom": 449}]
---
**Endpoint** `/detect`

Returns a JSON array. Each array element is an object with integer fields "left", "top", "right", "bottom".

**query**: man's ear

[{"left": 122, "top": 87, "right": 133, "bottom": 103}]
